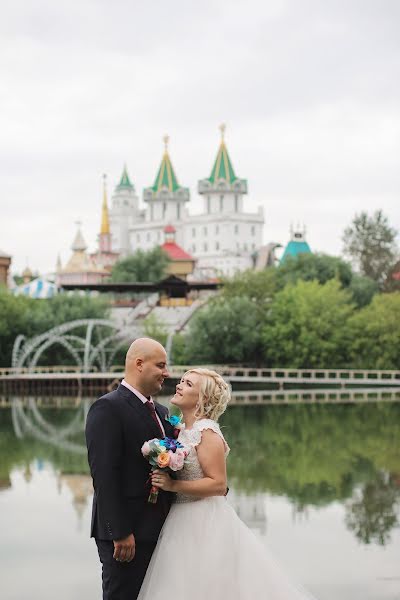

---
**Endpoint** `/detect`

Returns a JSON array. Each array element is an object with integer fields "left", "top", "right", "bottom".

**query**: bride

[{"left": 138, "top": 368, "right": 317, "bottom": 600}]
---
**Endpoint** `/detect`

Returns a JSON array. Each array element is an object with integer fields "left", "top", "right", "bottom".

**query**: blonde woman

[{"left": 138, "top": 369, "right": 317, "bottom": 600}]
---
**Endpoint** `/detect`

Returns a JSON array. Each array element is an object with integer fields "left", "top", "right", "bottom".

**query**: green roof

[
  {"left": 208, "top": 141, "right": 237, "bottom": 184},
  {"left": 280, "top": 240, "right": 312, "bottom": 263},
  {"left": 152, "top": 151, "right": 180, "bottom": 192},
  {"left": 117, "top": 165, "right": 133, "bottom": 189}
]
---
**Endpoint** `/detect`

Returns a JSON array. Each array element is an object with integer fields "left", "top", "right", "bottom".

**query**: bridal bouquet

[{"left": 141, "top": 417, "right": 188, "bottom": 503}]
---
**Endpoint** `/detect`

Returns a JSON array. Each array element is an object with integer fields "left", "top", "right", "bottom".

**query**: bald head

[
  {"left": 126, "top": 337, "right": 166, "bottom": 366},
  {"left": 124, "top": 338, "right": 169, "bottom": 396}
]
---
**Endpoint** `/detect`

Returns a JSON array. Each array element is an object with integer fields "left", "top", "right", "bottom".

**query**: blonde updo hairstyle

[{"left": 186, "top": 368, "right": 231, "bottom": 422}]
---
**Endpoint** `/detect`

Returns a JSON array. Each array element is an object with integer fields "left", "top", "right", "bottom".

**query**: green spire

[
  {"left": 152, "top": 135, "right": 180, "bottom": 192},
  {"left": 208, "top": 124, "right": 237, "bottom": 184},
  {"left": 117, "top": 165, "right": 133, "bottom": 189}
]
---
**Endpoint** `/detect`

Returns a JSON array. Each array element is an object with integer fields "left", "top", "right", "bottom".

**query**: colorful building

[
  {"left": 109, "top": 126, "right": 264, "bottom": 278},
  {"left": 161, "top": 225, "right": 196, "bottom": 280}
]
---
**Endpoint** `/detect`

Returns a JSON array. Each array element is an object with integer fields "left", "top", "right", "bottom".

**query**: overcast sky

[{"left": 1, "top": 0, "right": 399, "bottom": 274}]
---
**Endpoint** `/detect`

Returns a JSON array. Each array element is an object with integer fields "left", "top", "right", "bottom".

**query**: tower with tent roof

[
  {"left": 143, "top": 135, "right": 190, "bottom": 226},
  {"left": 109, "top": 165, "right": 140, "bottom": 256},
  {"left": 186, "top": 124, "right": 264, "bottom": 276},
  {"left": 90, "top": 174, "right": 119, "bottom": 270}
]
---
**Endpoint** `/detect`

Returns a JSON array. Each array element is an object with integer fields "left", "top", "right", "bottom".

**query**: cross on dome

[{"left": 163, "top": 134, "right": 170, "bottom": 152}]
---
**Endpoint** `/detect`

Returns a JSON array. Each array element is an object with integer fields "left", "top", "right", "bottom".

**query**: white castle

[{"left": 109, "top": 126, "right": 264, "bottom": 278}]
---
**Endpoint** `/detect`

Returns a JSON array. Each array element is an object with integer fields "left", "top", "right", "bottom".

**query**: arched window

[{"left": 219, "top": 195, "right": 224, "bottom": 211}]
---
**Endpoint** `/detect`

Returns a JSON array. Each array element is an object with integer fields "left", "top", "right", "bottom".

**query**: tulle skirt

[{"left": 137, "top": 496, "right": 317, "bottom": 600}]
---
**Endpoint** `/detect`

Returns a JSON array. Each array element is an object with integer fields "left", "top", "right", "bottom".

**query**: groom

[{"left": 85, "top": 337, "right": 175, "bottom": 600}]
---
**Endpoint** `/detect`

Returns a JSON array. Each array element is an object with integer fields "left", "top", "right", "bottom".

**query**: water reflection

[
  {"left": 227, "top": 489, "right": 267, "bottom": 535},
  {"left": 11, "top": 395, "right": 89, "bottom": 454},
  {"left": 345, "top": 471, "right": 400, "bottom": 546},
  {"left": 222, "top": 402, "right": 400, "bottom": 546},
  {"left": 1, "top": 393, "right": 399, "bottom": 547},
  {"left": 58, "top": 473, "right": 94, "bottom": 529}
]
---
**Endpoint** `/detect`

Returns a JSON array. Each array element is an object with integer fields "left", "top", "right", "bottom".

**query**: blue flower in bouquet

[{"left": 162, "top": 436, "right": 184, "bottom": 452}]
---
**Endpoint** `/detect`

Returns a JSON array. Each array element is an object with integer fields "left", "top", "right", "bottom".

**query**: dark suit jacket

[{"left": 85, "top": 383, "right": 175, "bottom": 543}]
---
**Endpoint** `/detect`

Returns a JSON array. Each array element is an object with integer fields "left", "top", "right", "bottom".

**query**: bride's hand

[{"left": 151, "top": 469, "right": 175, "bottom": 492}]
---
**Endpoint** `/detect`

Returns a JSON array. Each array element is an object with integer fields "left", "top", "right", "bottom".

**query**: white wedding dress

[{"left": 138, "top": 419, "right": 317, "bottom": 600}]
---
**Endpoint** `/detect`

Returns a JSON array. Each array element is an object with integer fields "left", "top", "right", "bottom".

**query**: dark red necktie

[{"left": 146, "top": 401, "right": 163, "bottom": 436}]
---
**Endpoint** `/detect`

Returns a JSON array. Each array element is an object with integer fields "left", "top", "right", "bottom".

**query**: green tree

[
  {"left": 110, "top": 247, "right": 170, "bottom": 283},
  {"left": 221, "top": 268, "right": 278, "bottom": 314},
  {"left": 342, "top": 210, "right": 398, "bottom": 286},
  {"left": 185, "top": 297, "right": 262, "bottom": 364},
  {"left": 170, "top": 333, "right": 188, "bottom": 365},
  {"left": 347, "top": 292, "right": 400, "bottom": 369},
  {"left": 0, "top": 291, "right": 34, "bottom": 366},
  {"left": 0, "top": 289, "right": 109, "bottom": 367},
  {"left": 262, "top": 279, "right": 354, "bottom": 368},
  {"left": 277, "top": 253, "right": 353, "bottom": 288},
  {"left": 276, "top": 253, "right": 377, "bottom": 308},
  {"left": 347, "top": 274, "right": 379, "bottom": 308},
  {"left": 384, "top": 261, "right": 400, "bottom": 293},
  {"left": 142, "top": 313, "right": 168, "bottom": 346}
]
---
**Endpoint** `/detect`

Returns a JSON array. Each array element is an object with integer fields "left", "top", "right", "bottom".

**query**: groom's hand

[{"left": 113, "top": 533, "right": 135, "bottom": 562}]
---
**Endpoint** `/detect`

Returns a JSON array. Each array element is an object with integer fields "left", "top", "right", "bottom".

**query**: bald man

[{"left": 85, "top": 338, "right": 174, "bottom": 600}]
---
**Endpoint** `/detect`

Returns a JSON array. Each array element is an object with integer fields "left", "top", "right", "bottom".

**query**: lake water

[{"left": 0, "top": 394, "right": 399, "bottom": 600}]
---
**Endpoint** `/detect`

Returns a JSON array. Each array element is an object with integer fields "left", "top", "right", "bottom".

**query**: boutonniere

[{"left": 165, "top": 414, "right": 184, "bottom": 439}]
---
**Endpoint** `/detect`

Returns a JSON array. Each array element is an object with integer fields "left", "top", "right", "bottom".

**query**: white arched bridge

[{"left": 12, "top": 319, "right": 141, "bottom": 372}]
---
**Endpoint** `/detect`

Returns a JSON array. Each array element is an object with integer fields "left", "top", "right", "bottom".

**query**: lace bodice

[{"left": 174, "top": 419, "right": 229, "bottom": 504}]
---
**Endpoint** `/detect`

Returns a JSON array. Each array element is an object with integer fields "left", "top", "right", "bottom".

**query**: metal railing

[{"left": 1, "top": 365, "right": 399, "bottom": 387}]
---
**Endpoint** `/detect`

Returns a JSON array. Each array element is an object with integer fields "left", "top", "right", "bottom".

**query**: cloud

[{"left": 0, "top": 0, "right": 399, "bottom": 272}]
